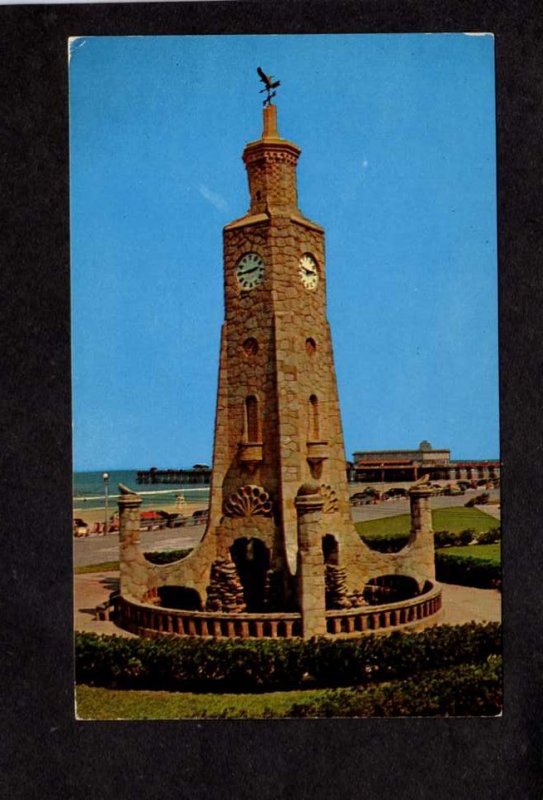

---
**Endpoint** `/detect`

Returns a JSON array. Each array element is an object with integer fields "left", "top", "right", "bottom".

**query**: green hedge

[
  {"left": 288, "top": 656, "right": 502, "bottom": 717},
  {"left": 435, "top": 528, "right": 476, "bottom": 547},
  {"left": 143, "top": 549, "right": 192, "bottom": 565},
  {"left": 476, "top": 527, "right": 501, "bottom": 545},
  {"left": 360, "top": 528, "right": 500, "bottom": 553},
  {"left": 435, "top": 552, "right": 501, "bottom": 589},
  {"left": 465, "top": 493, "right": 489, "bottom": 507},
  {"left": 360, "top": 527, "right": 500, "bottom": 553},
  {"left": 75, "top": 622, "right": 501, "bottom": 693},
  {"left": 359, "top": 534, "right": 409, "bottom": 552},
  {"left": 301, "top": 623, "right": 501, "bottom": 687}
]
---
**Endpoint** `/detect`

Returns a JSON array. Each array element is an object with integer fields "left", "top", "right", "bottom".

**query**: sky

[{"left": 69, "top": 33, "right": 498, "bottom": 472}]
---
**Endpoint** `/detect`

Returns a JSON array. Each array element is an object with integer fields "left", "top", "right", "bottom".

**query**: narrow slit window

[
  {"left": 309, "top": 394, "right": 319, "bottom": 440},
  {"left": 246, "top": 395, "right": 259, "bottom": 442}
]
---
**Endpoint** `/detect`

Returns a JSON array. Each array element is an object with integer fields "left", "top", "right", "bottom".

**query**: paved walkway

[
  {"left": 73, "top": 525, "right": 205, "bottom": 567},
  {"left": 475, "top": 503, "right": 501, "bottom": 520},
  {"left": 74, "top": 571, "right": 501, "bottom": 637},
  {"left": 427, "top": 583, "right": 501, "bottom": 626},
  {"left": 74, "top": 571, "right": 132, "bottom": 636}
]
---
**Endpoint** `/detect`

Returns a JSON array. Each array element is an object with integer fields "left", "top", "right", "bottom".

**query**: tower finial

[
  {"left": 262, "top": 103, "right": 279, "bottom": 139},
  {"left": 257, "top": 66, "right": 281, "bottom": 107}
]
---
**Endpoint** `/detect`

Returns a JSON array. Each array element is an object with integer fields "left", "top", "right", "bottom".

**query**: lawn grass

[
  {"left": 355, "top": 506, "right": 499, "bottom": 539},
  {"left": 437, "top": 543, "right": 501, "bottom": 565},
  {"left": 76, "top": 684, "right": 326, "bottom": 719},
  {"left": 75, "top": 561, "right": 119, "bottom": 574}
]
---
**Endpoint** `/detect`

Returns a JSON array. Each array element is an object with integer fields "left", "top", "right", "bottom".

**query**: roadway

[{"left": 73, "top": 490, "right": 499, "bottom": 567}]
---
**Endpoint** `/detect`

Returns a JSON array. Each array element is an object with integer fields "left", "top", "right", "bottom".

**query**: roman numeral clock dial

[{"left": 236, "top": 252, "right": 265, "bottom": 290}]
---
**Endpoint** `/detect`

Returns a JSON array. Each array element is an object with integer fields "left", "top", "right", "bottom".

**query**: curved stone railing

[
  {"left": 325, "top": 582, "right": 442, "bottom": 635},
  {"left": 118, "top": 596, "right": 302, "bottom": 638},
  {"left": 117, "top": 583, "right": 442, "bottom": 639}
]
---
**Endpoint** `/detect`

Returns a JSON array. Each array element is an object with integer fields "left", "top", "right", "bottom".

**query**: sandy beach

[{"left": 73, "top": 499, "right": 208, "bottom": 526}]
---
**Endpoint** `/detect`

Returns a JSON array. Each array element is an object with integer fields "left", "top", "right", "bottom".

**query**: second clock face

[
  {"left": 299, "top": 254, "right": 319, "bottom": 290},
  {"left": 236, "top": 253, "right": 265, "bottom": 291}
]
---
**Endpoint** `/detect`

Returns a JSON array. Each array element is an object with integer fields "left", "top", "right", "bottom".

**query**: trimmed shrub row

[
  {"left": 143, "top": 549, "right": 192, "bottom": 565},
  {"left": 435, "top": 553, "right": 501, "bottom": 589},
  {"left": 360, "top": 526, "right": 501, "bottom": 553},
  {"left": 475, "top": 527, "right": 501, "bottom": 545},
  {"left": 359, "top": 534, "right": 409, "bottom": 553},
  {"left": 465, "top": 493, "right": 490, "bottom": 507},
  {"left": 75, "top": 622, "right": 501, "bottom": 693},
  {"left": 434, "top": 528, "right": 475, "bottom": 548},
  {"left": 288, "top": 656, "right": 502, "bottom": 718}
]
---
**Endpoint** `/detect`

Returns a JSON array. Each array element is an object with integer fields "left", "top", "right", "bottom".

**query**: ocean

[{"left": 73, "top": 470, "right": 209, "bottom": 510}]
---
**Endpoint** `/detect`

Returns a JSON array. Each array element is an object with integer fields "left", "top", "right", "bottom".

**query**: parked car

[
  {"left": 383, "top": 487, "right": 408, "bottom": 499},
  {"left": 170, "top": 516, "right": 189, "bottom": 528},
  {"left": 350, "top": 489, "right": 377, "bottom": 506},
  {"left": 443, "top": 484, "right": 464, "bottom": 496},
  {"left": 189, "top": 508, "right": 209, "bottom": 525},
  {"left": 73, "top": 518, "right": 89, "bottom": 537},
  {"left": 140, "top": 510, "right": 167, "bottom": 531}
]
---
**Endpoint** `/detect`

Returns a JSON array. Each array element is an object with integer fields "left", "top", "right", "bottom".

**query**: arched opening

[
  {"left": 245, "top": 395, "right": 260, "bottom": 442},
  {"left": 157, "top": 586, "right": 202, "bottom": 611},
  {"left": 308, "top": 394, "right": 319, "bottom": 440},
  {"left": 230, "top": 537, "right": 270, "bottom": 612},
  {"left": 363, "top": 575, "right": 421, "bottom": 605},
  {"left": 322, "top": 534, "right": 339, "bottom": 565}
]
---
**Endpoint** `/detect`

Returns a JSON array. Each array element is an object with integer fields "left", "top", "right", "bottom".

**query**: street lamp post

[{"left": 102, "top": 472, "right": 110, "bottom": 535}]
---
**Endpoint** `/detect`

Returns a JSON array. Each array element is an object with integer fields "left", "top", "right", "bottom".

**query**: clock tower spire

[
  {"left": 116, "top": 87, "right": 441, "bottom": 637},
  {"left": 206, "top": 101, "right": 353, "bottom": 578}
]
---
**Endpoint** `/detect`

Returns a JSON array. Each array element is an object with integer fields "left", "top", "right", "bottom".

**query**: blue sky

[{"left": 69, "top": 34, "right": 498, "bottom": 471}]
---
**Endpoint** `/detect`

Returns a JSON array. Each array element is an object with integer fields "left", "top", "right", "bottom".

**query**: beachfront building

[
  {"left": 351, "top": 441, "right": 500, "bottom": 484},
  {"left": 115, "top": 94, "right": 441, "bottom": 639}
]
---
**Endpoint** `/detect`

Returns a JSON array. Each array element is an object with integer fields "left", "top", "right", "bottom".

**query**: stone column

[
  {"left": 118, "top": 486, "right": 148, "bottom": 600},
  {"left": 295, "top": 482, "right": 327, "bottom": 639},
  {"left": 408, "top": 485, "right": 435, "bottom": 583}
]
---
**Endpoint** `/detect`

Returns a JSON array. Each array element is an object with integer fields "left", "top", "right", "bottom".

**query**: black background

[{"left": 1, "top": 2, "right": 542, "bottom": 798}]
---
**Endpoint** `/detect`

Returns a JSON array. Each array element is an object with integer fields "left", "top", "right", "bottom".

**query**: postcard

[{"left": 70, "top": 33, "right": 500, "bottom": 719}]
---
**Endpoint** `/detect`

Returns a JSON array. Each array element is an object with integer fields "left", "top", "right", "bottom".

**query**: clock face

[
  {"left": 236, "top": 253, "right": 265, "bottom": 291},
  {"left": 299, "top": 254, "right": 319, "bottom": 290}
]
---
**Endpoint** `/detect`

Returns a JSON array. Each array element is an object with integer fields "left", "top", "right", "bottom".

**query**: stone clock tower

[
  {"left": 207, "top": 103, "right": 353, "bottom": 576},
  {"left": 117, "top": 100, "right": 439, "bottom": 635}
]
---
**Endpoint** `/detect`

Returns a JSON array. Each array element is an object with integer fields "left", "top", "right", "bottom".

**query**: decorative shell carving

[
  {"left": 223, "top": 485, "right": 273, "bottom": 517},
  {"left": 319, "top": 484, "right": 339, "bottom": 513}
]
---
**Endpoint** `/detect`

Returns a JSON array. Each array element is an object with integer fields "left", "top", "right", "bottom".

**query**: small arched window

[
  {"left": 245, "top": 395, "right": 260, "bottom": 442},
  {"left": 309, "top": 394, "right": 319, "bottom": 440}
]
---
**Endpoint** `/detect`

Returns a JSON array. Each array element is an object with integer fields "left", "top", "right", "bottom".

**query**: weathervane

[{"left": 257, "top": 66, "right": 280, "bottom": 106}]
